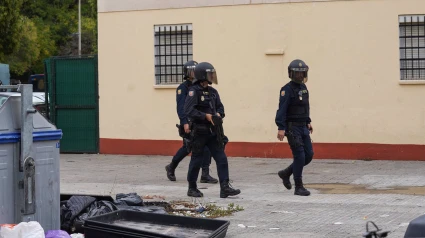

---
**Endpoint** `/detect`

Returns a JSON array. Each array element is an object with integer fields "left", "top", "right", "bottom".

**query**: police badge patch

[
  {"left": 189, "top": 91, "right": 194, "bottom": 96},
  {"left": 177, "top": 89, "right": 181, "bottom": 95},
  {"left": 281, "top": 90, "right": 285, "bottom": 96}
]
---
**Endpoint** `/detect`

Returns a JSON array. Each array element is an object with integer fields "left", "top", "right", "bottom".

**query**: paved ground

[{"left": 60, "top": 154, "right": 425, "bottom": 238}]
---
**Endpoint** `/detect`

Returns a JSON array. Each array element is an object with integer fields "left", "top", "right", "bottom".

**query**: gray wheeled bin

[{"left": 0, "top": 84, "right": 62, "bottom": 231}]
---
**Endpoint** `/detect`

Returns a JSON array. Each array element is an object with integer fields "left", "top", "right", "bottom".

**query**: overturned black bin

[
  {"left": 84, "top": 210, "right": 230, "bottom": 238},
  {"left": 404, "top": 214, "right": 425, "bottom": 238}
]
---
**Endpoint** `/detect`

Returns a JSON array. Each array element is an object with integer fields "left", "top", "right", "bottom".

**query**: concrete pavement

[{"left": 60, "top": 154, "right": 425, "bottom": 237}]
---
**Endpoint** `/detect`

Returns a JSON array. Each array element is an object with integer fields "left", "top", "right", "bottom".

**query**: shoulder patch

[
  {"left": 281, "top": 90, "right": 285, "bottom": 97},
  {"left": 189, "top": 91, "right": 194, "bottom": 97},
  {"left": 177, "top": 89, "right": 181, "bottom": 95}
]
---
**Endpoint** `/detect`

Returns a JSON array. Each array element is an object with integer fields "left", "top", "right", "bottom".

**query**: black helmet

[
  {"left": 193, "top": 62, "right": 218, "bottom": 85},
  {"left": 183, "top": 60, "right": 198, "bottom": 80},
  {"left": 288, "top": 59, "right": 309, "bottom": 83}
]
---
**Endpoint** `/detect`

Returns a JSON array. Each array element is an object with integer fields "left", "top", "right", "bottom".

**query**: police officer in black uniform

[
  {"left": 275, "top": 59, "right": 314, "bottom": 196},
  {"left": 165, "top": 60, "right": 218, "bottom": 184},
  {"left": 184, "top": 62, "right": 241, "bottom": 198}
]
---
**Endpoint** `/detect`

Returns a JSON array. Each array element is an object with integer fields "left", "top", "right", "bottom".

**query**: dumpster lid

[{"left": 0, "top": 92, "right": 45, "bottom": 107}]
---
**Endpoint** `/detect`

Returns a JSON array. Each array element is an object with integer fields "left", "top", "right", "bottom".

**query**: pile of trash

[
  {"left": 0, "top": 222, "right": 83, "bottom": 238},
  {"left": 1, "top": 193, "right": 244, "bottom": 238},
  {"left": 60, "top": 193, "right": 244, "bottom": 229},
  {"left": 60, "top": 192, "right": 167, "bottom": 234}
]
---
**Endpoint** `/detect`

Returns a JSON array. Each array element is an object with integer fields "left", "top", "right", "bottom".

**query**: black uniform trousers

[
  {"left": 171, "top": 139, "right": 212, "bottom": 168},
  {"left": 286, "top": 124, "right": 314, "bottom": 179},
  {"left": 187, "top": 132, "right": 229, "bottom": 186}
]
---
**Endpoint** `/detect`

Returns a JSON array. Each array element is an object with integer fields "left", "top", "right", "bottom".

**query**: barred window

[
  {"left": 399, "top": 15, "right": 425, "bottom": 80},
  {"left": 154, "top": 24, "right": 193, "bottom": 85}
]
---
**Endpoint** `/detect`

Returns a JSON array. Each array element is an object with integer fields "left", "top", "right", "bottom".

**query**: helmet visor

[
  {"left": 291, "top": 68, "right": 308, "bottom": 83},
  {"left": 185, "top": 66, "right": 196, "bottom": 79},
  {"left": 206, "top": 69, "right": 218, "bottom": 84},
  {"left": 290, "top": 67, "right": 308, "bottom": 72}
]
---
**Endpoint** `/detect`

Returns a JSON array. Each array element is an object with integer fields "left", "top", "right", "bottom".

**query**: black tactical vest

[
  {"left": 287, "top": 83, "right": 310, "bottom": 122},
  {"left": 194, "top": 87, "right": 215, "bottom": 124}
]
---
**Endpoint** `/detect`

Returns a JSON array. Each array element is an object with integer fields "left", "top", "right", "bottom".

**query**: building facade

[{"left": 98, "top": 0, "right": 425, "bottom": 160}]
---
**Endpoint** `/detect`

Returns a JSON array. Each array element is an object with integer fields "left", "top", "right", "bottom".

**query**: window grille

[
  {"left": 399, "top": 15, "right": 425, "bottom": 80},
  {"left": 154, "top": 24, "right": 193, "bottom": 85}
]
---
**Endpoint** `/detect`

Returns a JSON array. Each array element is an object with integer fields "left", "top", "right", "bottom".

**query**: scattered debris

[
  {"left": 270, "top": 210, "right": 294, "bottom": 214},
  {"left": 269, "top": 228, "right": 280, "bottom": 230},
  {"left": 334, "top": 222, "right": 343, "bottom": 225},
  {"left": 166, "top": 201, "right": 244, "bottom": 218},
  {"left": 379, "top": 214, "right": 390, "bottom": 218},
  {"left": 143, "top": 195, "right": 166, "bottom": 200},
  {"left": 237, "top": 224, "right": 255, "bottom": 228},
  {"left": 70, "top": 234, "right": 84, "bottom": 238}
]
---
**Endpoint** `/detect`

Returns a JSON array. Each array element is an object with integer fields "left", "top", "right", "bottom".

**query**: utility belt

[
  {"left": 191, "top": 123, "right": 213, "bottom": 135},
  {"left": 287, "top": 121, "right": 307, "bottom": 130},
  {"left": 193, "top": 117, "right": 226, "bottom": 149}
]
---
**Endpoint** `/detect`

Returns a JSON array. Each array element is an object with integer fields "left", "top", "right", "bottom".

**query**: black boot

[
  {"left": 187, "top": 182, "right": 203, "bottom": 197},
  {"left": 165, "top": 162, "right": 177, "bottom": 181},
  {"left": 220, "top": 180, "right": 241, "bottom": 198},
  {"left": 278, "top": 167, "right": 292, "bottom": 190},
  {"left": 294, "top": 178, "right": 310, "bottom": 196},
  {"left": 200, "top": 168, "right": 218, "bottom": 184}
]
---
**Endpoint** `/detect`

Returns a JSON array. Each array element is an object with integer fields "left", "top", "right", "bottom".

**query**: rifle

[
  {"left": 211, "top": 115, "right": 225, "bottom": 149},
  {"left": 208, "top": 93, "right": 226, "bottom": 148}
]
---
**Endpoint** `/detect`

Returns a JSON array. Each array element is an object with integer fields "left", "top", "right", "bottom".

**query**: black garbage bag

[
  {"left": 116, "top": 205, "right": 167, "bottom": 214},
  {"left": 73, "top": 200, "right": 119, "bottom": 233},
  {"left": 114, "top": 193, "right": 143, "bottom": 206},
  {"left": 84, "top": 200, "right": 119, "bottom": 218},
  {"left": 60, "top": 192, "right": 167, "bottom": 233},
  {"left": 60, "top": 196, "right": 96, "bottom": 232}
]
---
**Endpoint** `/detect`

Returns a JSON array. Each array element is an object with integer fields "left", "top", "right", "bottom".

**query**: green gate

[{"left": 44, "top": 55, "right": 99, "bottom": 153}]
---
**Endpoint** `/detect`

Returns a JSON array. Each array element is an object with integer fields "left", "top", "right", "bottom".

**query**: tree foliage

[
  {"left": 0, "top": 0, "right": 98, "bottom": 77},
  {"left": 5, "top": 17, "right": 40, "bottom": 75},
  {"left": 0, "top": 0, "right": 24, "bottom": 59}
]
